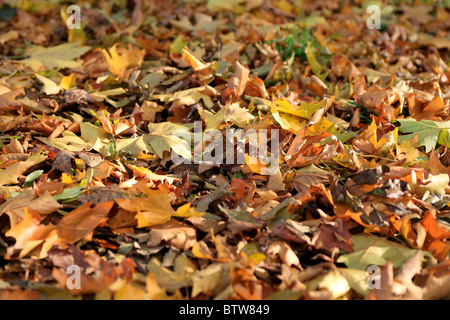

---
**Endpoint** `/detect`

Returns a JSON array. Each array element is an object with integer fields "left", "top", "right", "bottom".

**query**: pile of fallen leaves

[{"left": 0, "top": 0, "right": 450, "bottom": 300}]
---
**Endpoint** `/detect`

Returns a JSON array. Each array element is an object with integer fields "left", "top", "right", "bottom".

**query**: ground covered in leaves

[{"left": 1, "top": 0, "right": 450, "bottom": 300}]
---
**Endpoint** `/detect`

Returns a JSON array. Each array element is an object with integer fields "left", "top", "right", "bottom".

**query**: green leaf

[
  {"left": 24, "top": 170, "right": 44, "bottom": 187},
  {"left": 80, "top": 122, "right": 110, "bottom": 155},
  {"left": 108, "top": 140, "right": 116, "bottom": 157},
  {"left": 274, "top": 98, "right": 326, "bottom": 120},
  {"left": 305, "top": 42, "right": 328, "bottom": 82},
  {"left": 337, "top": 234, "right": 431, "bottom": 270},
  {"left": 232, "top": 172, "right": 243, "bottom": 179},
  {"left": 218, "top": 205, "right": 258, "bottom": 223},
  {"left": 170, "top": 35, "right": 188, "bottom": 54},
  {"left": 327, "top": 125, "right": 356, "bottom": 144},
  {"left": 53, "top": 187, "right": 83, "bottom": 202},
  {"left": 396, "top": 118, "right": 450, "bottom": 153}
]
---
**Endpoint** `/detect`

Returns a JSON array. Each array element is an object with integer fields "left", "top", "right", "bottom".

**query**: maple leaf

[
  {"left": 0, "top": 89, "right": 24, "bottom": 111},
  {"left": 147, "top": 220, "right": 197, "bottom": 250},
  {"left": 116, "top": 189, "right": 176, "bottom": 228},
  {"left": 57, "top": 202, "right": 113, "bottom": 243},
  {"left": 337, "top": 234, "right": 431, "bottom": 270},
  {"left": 0, "top": 189, "right": 62, "bottom": 227},
  {"left": 115, "top": 122, "right": 192, "bottom": 159},
  {"left": 4, "top": 0, "right": 450, "bottom": 302},
  {"left": 285, "top": 125, "right": 343, "bottom": 168},
  {"left": 0, "top": 152, "right": 47, "bottom": 186},
  {"left": 101, "top": 44, "right": 145, "bottom": 79},
  {"left": 5, "top": 208, "right": 59, "bottom": 259},
  {"left": 22, "top": 43, "right": 91, "bottom": 72},
  {"left": 420, "top": 212, "right": 450, "bottom": 261},
  {"left": 396, "top": 118, "right": 450, "bottom": 152}
]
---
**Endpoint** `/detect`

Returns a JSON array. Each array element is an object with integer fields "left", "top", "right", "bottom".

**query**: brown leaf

[
  {"left": 311, "top": 218, "right": 355, "bottom": 253},
  {"left": 0, "top": 89, "right": 24, "bottom": 112},
  {"left": 267, "top": 240, "right": 302, "bottom": 268},
  {"left": 225, "top": 61, "right": 249, "bottom": 102},
  {"left": 78, "top": 187, "right": 127, "bottom": 205},
  {"left": 285, "top": 126, "right": 343, "bottom": 168},
  {"left": 0, "top": 189, "right": 63, "bottom": 227},
  {"left": 147, "top": 220, "right": 196, "bottom": 250},
  {"left": 0, "top": 152, "right": 47, "bottom": 186},
  {"left": 331, "top": 53, "right": 361, "bottom": 81}
]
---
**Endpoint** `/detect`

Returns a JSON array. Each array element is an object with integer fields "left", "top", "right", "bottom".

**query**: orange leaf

[
  {"left": 421, "top": 211, "right": 450, "bottom": 240},
  {"left": 229, "top": 178, "right": 248, "bottom": 200},
  {"left": 57, "top": 202, "right": 113, "bottom": 243},
  {"left": 421, "top": 211, "right": 450, "bottom": 260},
  {"left": 5, "top": 208, "right": 60, "bottom": 259},
  {"left": 6, "top": 208, "right": 42, "bottom": 248}
]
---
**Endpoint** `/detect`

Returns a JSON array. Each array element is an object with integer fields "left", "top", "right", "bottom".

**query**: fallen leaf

[
  {"left": 337, "top": 234, "right": 431, "bottom": 270},
  {"left": 116, "top": 189, "right": 176, "bottom": 228},
  {"left": 57, "top": 202, "right": 113, "bottom": 243},
  {"left": 0, "top": 189, "right": 62, "bottom": 227},
  {"left": 147, "top": 220, "right": 196, "bottom": 250}
]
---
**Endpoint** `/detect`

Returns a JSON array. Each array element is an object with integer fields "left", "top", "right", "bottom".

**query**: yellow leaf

[
  {"left": 360, "top": 118, "right": 398, "bottom": 156},
  {"left": 273, "top": 0, "right": 294, "bottom": 13},
  {"left": 5, "top": 208, "right": 41, "bottom": 249},
  {"left": 174, "top": 203, "right": 205, "bottom": 218},
  {"left": 5, "top": 208, "right": 61, "bottom": 259},
  {"left": 192, "top": 241, "right": 214, "bottom": 260},
  {"left": 101, "top": 44, "right": 128, "bottom": 78},
  {"left": 307, "top": 117, "right": 334, "bottom": 135},
  {"left": 272, "top": 110, "right": 306, "bottom": 132},
  {"left": 101, "top": 44, "right": 145, "bottom": 79},
  {"left": 271, "top": 98, "right": 331, "bottom": 133},
  {"left": 59, "top": 73, "right": 76, "bottom": 90},
  {"left": 306, "top": 42, "right": 327, "bottom": 81},
  {"left": 273, "top": 98, "right": 325, "bottom": 119},
  {"left": 243, "top": 154, "right": 265, "bottom": 174},
  {"left": 397, "top": 137, "right": 426, "bottom": 165},
  {"left": 248, "top": 252, "right": 266, "bottom": 264},
  {"left": 0, "top": 30, "right": 18, "bottom": 45},
  {"left": 61, "top": 173, "right": 75, "bottom": 184},
  {"left": 114, "top": 282, "right": 147, "bottom": 300},
  {"left": 0, "top": 152, "right": 47, "bottom": 186},
  {"left": 410, "top": 171, "right": 449, "bottom": 195},
  {"left": 116, "top": 190, "right": 175, "bottom": 228}
]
